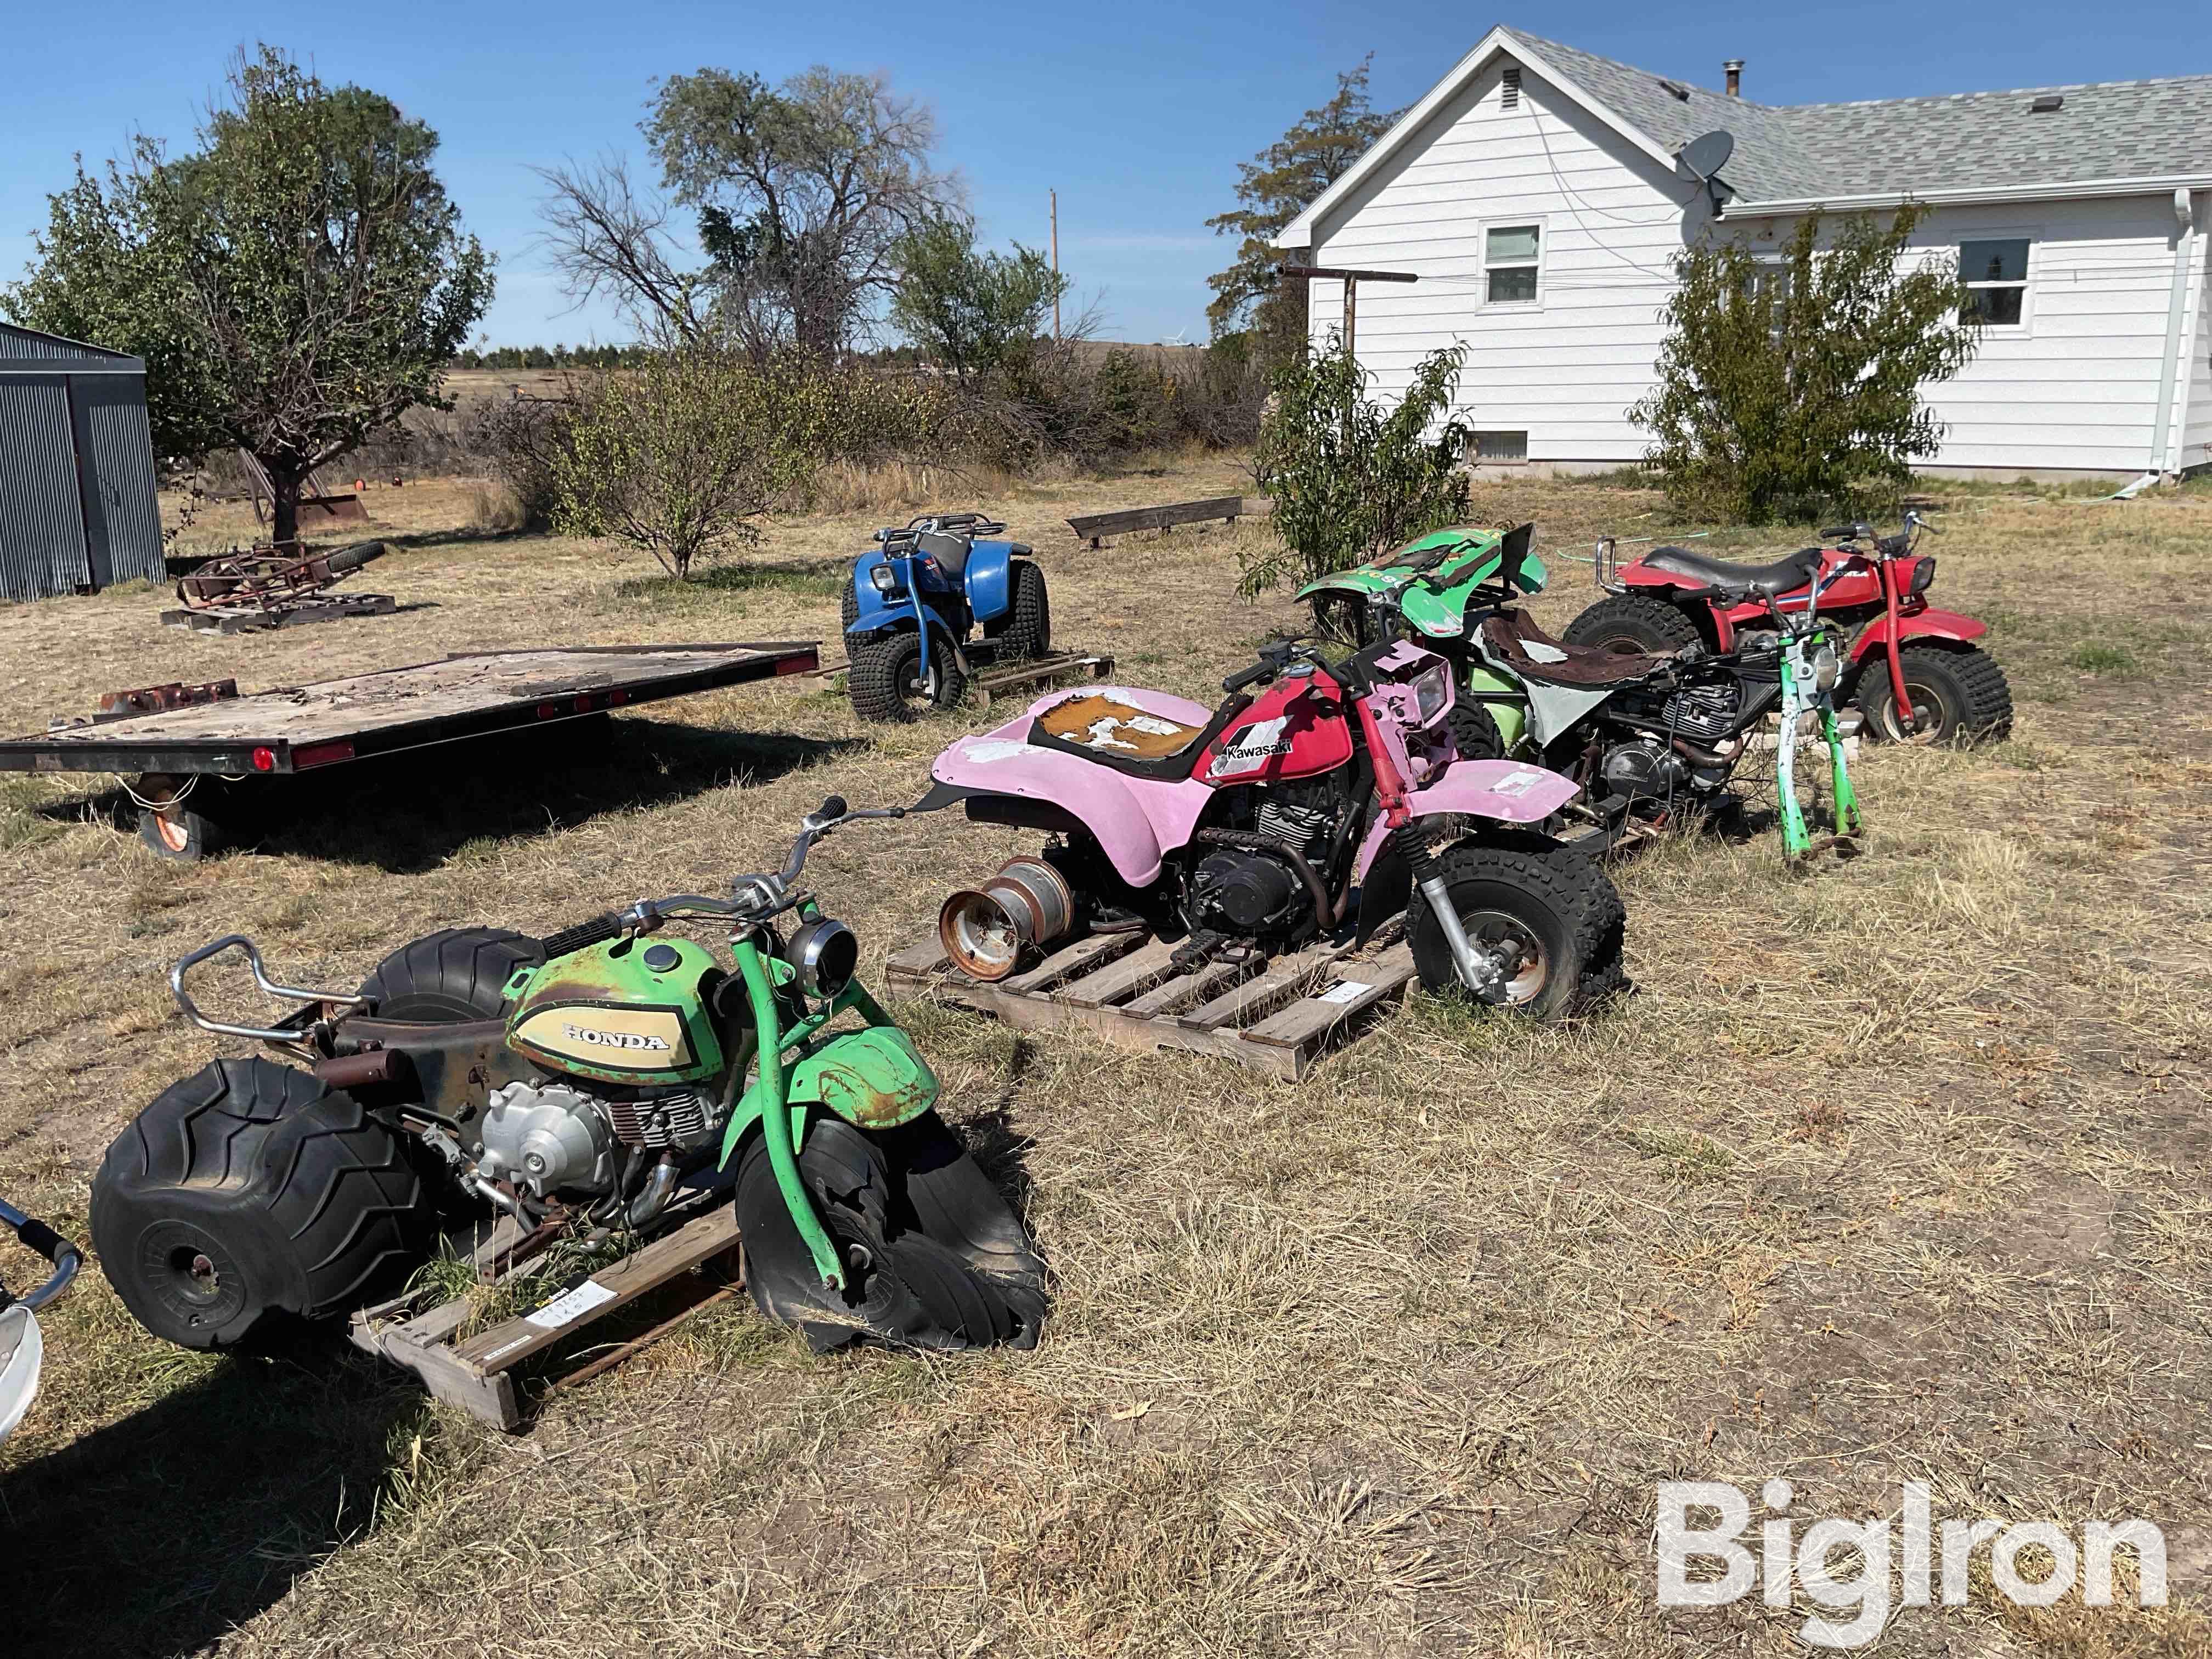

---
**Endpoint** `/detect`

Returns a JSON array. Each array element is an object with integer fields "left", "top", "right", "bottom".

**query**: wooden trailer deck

[
  {"left": 1, "top": 641, "right": 820, "bottom": 777},
  {"left": 0, "top": 641, "right": 819, "bottom": 857}
]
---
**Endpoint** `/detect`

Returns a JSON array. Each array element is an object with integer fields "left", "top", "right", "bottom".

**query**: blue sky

[{"left": 5, "top": 2, "right": 2200, "bottom": 348}]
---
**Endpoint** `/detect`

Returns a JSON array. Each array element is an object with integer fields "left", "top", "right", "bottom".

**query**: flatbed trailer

[{"left": 0, "top": 640, "right": 820, "bottom": 858}]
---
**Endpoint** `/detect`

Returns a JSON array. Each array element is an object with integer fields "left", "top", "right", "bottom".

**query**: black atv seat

[
  {"left": 912, "top": 529, "right": 972, "bottom": 578},
  {"left": 1479, "top": 610, "right": 1673, "bottom": 689},
  {"left": 1644, "top": 544, "right": 1821, "bottom": 596}
]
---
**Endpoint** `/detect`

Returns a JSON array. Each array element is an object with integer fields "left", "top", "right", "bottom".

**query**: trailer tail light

[
  {"left": 294, "top": 740, "right": 355, "bottom": 769},
  {"left": 251, "top": 747, "right": 277, "bottom": 772},
  {"left": 1909, "top": 556, "right": 1937, "bottom": 595},
  {"left": 537, "top": 702, "right": 558, "bottom": 719}
]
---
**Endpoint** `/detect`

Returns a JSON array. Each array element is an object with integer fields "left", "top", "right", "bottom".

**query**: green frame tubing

[
  {"left": 717, "top": 901, "right": 927, "bottom": 1293},
  {"left": 1775, "top": 626, "right": 1864, "bottom": 860}
]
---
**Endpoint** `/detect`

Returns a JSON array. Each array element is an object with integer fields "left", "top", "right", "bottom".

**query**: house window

[
  {"left": 1960, "top": 238, "right": 2030, "bottom": 326},
  {"left": 1486, "top": 224, "right": 1542, "bottom": 303},
  {"left": 1470, "top": 431, "right": 1528, "bottom": 462}
]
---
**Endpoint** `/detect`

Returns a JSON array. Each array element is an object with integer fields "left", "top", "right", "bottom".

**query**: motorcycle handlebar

[{"left": 1, "top": 1198, "right": 83, "bottom": 1313}]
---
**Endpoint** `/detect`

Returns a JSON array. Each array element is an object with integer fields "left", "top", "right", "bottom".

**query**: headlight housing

[
  {"left": 785, "top": 918, "right": 859, "bottom": 998},
  {"left": 1812, "top": 644, "right": 1841, "bottom": 694},
  {"left": 1410, "top": 661, "right": 1453, "bottom": 724},
  {"left": 869, "top": 563, "right": 898, "bottom": 594},
  {"left": 1908, "top": 555, "right": 1937, "bottom": 596}
]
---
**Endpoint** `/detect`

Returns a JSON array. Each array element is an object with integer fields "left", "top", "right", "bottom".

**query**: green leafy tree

[
  {"left": 1244, "top": 335, "right": 1471, "bottom": 596},
  {"left": 1632, "top": 206, "right": 1980, "bottom": 523},
  {"left": 888, "top": 217, "right": 1068, "bottom": 381},
  {"left": 5, "top": 47, "right": 492, "bottom": 545},
  {"left": 551, "top": 348, "right": 795, "bottom": 580},
  {"left": 1205, "top": 57, "right": 1401, "bottom": 362}
]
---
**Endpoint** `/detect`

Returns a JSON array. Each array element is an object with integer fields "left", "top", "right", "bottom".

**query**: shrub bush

[{"left": 1242, "top": 336, "right": 1471, "bottom": 596}]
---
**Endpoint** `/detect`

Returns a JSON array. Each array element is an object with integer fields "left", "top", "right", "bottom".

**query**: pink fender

[
  {"left": 927, "top": 687, "right": 1217, "bottom": 886},
  {"left": 1848, "top": 607, "right": 1987, "bottom": 662},
  {"left": 1351, "top": 760, "right": 1582, "bottom": 879}
]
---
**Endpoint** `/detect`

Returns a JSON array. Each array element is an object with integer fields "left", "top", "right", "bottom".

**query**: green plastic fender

[
  {"left": 1297, "top": 528, "right": 1549, "bottom": 641},
  {"left": 720, "top": 1026, "right": 941, "bottom": 1159},
  {"left": 789, "top": 1025, "right": 940, "bottom": 1130}
]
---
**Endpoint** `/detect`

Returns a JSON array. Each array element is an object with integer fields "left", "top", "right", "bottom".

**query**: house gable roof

[{"left": 1279, "top": 25, "right": 2212, "bottom": 246}]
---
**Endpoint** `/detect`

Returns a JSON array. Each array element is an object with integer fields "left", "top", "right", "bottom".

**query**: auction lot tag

[{"left": 526, "top": 1278, "right": 618, "bottom": 1330}]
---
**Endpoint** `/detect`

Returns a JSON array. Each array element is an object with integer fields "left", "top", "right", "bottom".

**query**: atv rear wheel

[
  {"left": 357, "top": 926, "right": 544, "bottom": 1022},
  {"left": 1409, "top": 843, "right": 1626, "bottom": 1019},
  {"left": 986, "top": 559, "right": 1051, "bottom": 661},
  {"left": 1855, "top": 644, "right": 2013, "bottom": 745},
  {"left": 736, "top": 1111, "right": 1045, "bottom": 1352},
  {"left": 91, "top": 1057, "right": 434, "bottom": 1350},
  {"left": 1562, "top": 594, "right": 1703, "bottom": 656},
  {"left": 848, "top": 630, "right": 966, "bottom": 722}
]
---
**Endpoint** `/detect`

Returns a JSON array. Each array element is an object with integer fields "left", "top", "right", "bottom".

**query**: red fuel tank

[{"left": 1197, "top": 669, "right": 1354, "bottom": 786}]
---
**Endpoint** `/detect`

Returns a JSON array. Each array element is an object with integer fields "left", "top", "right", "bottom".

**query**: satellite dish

[{"left": 1677, "top": 129, "right": 1736, "bottom": 184}]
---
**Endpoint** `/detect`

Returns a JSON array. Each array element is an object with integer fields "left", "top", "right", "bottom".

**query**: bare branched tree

[{"left": 531, "top": 156, "right": 706, "bottom": 345}]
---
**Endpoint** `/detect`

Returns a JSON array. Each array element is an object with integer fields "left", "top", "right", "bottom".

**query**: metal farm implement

[{"left": 163, "top": 539, "right": 396, "bottom": 634}]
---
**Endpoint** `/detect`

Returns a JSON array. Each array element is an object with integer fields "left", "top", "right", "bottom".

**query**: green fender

[{"left": 723, "top": 1024, "right": 940, "bottom": 1165}]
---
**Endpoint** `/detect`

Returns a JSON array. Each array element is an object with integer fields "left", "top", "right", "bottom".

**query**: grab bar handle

[{"left": 170, "top": 934, "right": 367, "bottom": 1042}]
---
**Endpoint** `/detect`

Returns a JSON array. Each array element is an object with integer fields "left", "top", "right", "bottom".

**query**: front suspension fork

[
  {"left": 1399, "top": 826, "right": 1503, "bottom": 998},
  {"left": 735, "top": 945, "right": 845, "bottom": 1292}
]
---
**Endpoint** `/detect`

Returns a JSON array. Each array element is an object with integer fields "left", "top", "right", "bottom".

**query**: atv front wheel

[
  {"left": 1409, "top": 843, "right": 1626, "bottom": 1019},
  {"left": 1562, "top": 594, "right": 1703, "bottom": 656},
  {"left": 848, "top": 630, "right": 967, "bottom": 722},
  {"left": 736, "top": 1111, "right": 1045, "bottom": 1352},
  {"left": 1855, "top": 645, "right": 2013, "bottom": 744},
  {"left": 91, "top": 1057, "right": 434, "bottom": 1350}
]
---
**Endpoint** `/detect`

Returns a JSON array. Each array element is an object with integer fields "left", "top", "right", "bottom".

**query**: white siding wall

[
  {"left": 1306, "top": 59, "right": 1694, "bottom": 466},
  {"left": 1904, "top": 197, "right": 2182, "bottom": 473},
  {"left": 1306, "top": 60, "right": 2192, "bottom": 475}
]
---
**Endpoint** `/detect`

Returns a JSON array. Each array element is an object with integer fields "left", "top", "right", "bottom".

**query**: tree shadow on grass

[
  {"left": 0, "top": 1344, "right": 422, "bottom": 1659},
  {"left": 47, "top": 719, "right": 862, "bottom": 874}
]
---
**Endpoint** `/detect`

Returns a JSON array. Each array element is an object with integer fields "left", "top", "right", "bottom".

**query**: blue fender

[
  {"left": 963, "top": 539, "right": 1015, "bottom": 626},
  {"left": 848, "top": 549, "right": 960, "bottom": 640}
]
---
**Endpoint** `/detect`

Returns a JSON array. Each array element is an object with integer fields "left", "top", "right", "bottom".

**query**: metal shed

[{"left": 0, "top": 323, "right": 164, "bottom": 601}]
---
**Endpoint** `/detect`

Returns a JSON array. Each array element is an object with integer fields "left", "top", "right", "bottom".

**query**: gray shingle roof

[{"left": 1507, "top": 27, "right": 2212, "bottom": 205}]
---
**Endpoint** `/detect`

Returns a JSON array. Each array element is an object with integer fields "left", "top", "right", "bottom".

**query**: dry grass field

[{"left": 1, "top": 457, "right": 2208, "bottom": 1657}]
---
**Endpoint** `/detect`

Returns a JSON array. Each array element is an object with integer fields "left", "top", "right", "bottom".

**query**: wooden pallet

[
  {"left": 347, "top": 1205, "right": 742, "bottom": 1430},
  {"left": 969, "top": 650, "right": 1115, "bottom": 706},
  {"left": 886, "top": 923, "right": 1417, "bottom": 1081},
  {"left": 161, "top": 593, "right": 398, "bottom": 634}
]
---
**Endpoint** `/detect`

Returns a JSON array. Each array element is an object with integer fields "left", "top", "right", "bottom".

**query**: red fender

[{"left": 1848, "top": 607, "right": 1988, "bottom": 662}]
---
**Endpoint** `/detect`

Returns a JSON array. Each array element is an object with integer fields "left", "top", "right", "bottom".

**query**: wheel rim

[
  {"left": 154, "top": 813, "right": 190, "bottom": 853},
  {"left": 138, "top": 1221, "right": 249, "bottom": 1333},
  {"left": 1593, "top": 633, "right": 1649, "bottom": 657},
  {"left": 1877, "top": 681, "right": 1951, "bottom": 744},
  {"left": 1457, "top": 907, "right": 1550, "bottom": 1004}
]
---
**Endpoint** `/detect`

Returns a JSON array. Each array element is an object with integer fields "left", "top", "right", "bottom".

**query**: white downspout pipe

[{"left": 2149, "top": 188, "right": 2199, "bottom": 477}]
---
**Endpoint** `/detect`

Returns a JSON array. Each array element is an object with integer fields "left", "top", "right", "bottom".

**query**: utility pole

[
  {"left": 1278, "top": 264, "right": 1418, "bottom": 362},
  {"left": 1051, "top": 189, "right": 1060, "bottom": 341}
]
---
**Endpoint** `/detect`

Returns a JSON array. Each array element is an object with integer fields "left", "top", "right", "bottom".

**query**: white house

[{"left": 1276, "top": 27, "right": 2212, "bottom": 481}]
